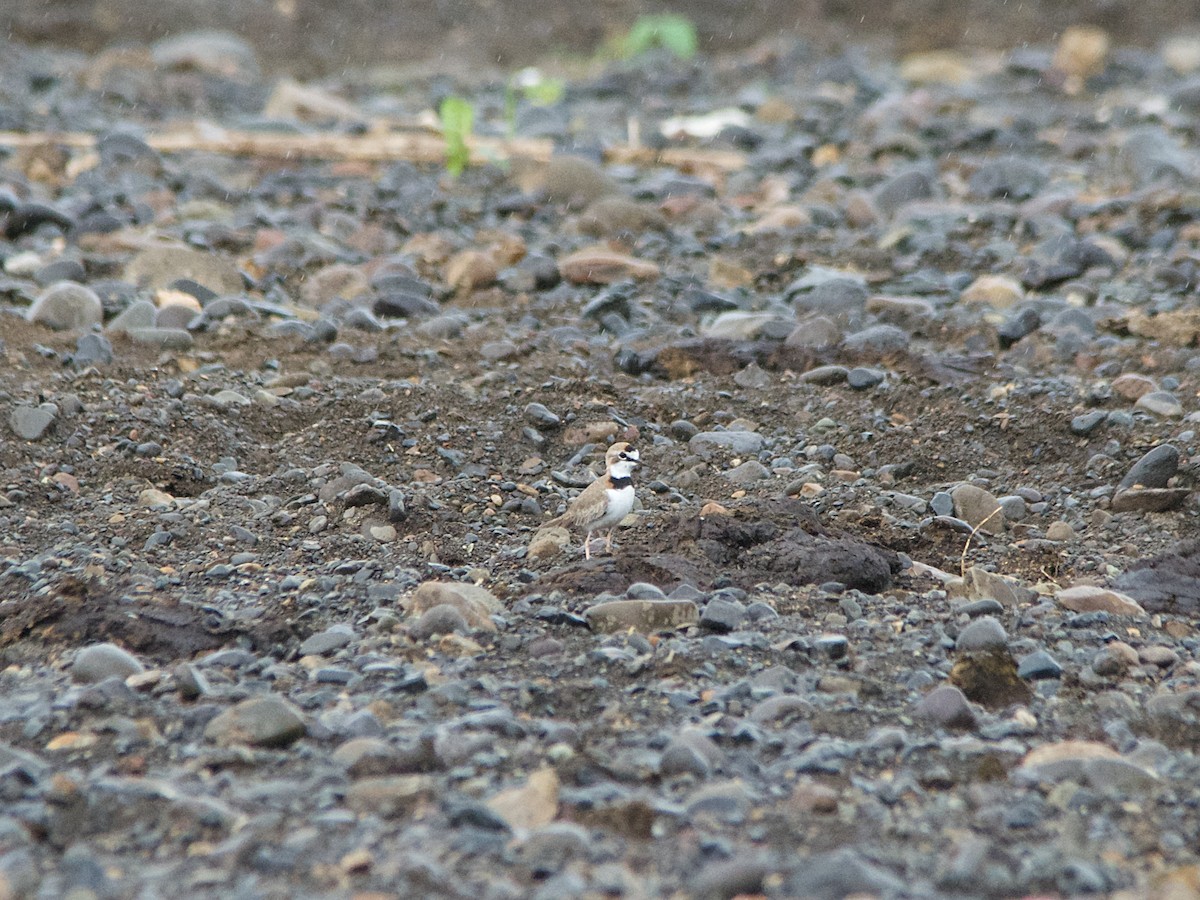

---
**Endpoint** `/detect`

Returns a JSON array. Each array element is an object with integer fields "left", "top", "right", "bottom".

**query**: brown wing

[{"left": 549, "top": 479, "right": 609, "bottom": 530}]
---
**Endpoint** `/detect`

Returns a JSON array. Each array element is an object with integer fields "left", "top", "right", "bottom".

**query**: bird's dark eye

[{"left": 619, "top": 452, "right": 628, "bottom": 458}]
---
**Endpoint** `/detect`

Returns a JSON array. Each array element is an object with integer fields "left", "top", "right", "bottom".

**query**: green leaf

[
  {"left": 439, "top": 95, "right": 474, "bottom": 177},
  {"left": 620, "top": 14, "right": 697, "bottom": 60},
  {"left": 523, "top": 77, "right": 565, "bottom": 106}
]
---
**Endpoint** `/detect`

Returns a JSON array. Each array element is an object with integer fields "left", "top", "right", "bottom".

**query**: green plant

[
  {"left": 439, "top": 95, "right": 474, "bottom": 177},
  {"left": 618, "top": 13, "right": 698, "bottom": 60},
  {"left": 504, "top": 69, "right": 567, "bottom": 137}
]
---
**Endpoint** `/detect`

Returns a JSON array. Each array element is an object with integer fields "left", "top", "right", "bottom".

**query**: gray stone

[
  {"left": 968, "top": 156, "right": 1048, "bottom": 199},
  {"left": 659, "top": 742, "right": 711, "bottom": 778},
  {"left": 814, "top": 633, "right": 850, "bottom": 659},
  {"left": 626, "top": 582, "right": 666, "bottom": 599},
  {"left": 930, "top": 491, "right": 954, "bottom": 516},
  {"left": 126, "top": 327, "right": 194, "bottom": 350},
  {"left": 410, "top": 604, "right": 469, "bottom": 638},
  {"left": 106, "top": 300, "right": 158, "bottom": 334},
  {"left": 783, "top": 848, "right": 908, "bottom": 900},
  {"left": 798, "top": 365, "right": 849, "bottom": 385},
  {"left": 1071, "top": 411, "right": 1106, "bottom": 435},
  {"left": 915, "top": 685, "right": 977, "bottom": 729},
  {"left": 298, "top": 623, "right": 356, "bottom": 655},
  {"left": 846, "top": 367, "right": 885, "bottom": 390},
  {"left": 724, "top": 460, "right": 770, "bottom": 483},
  {"left": 955, "top": 598, "right": 1005, "bottom": 617},
  {"left": 26, "top": 281, "right": 103, "bottom": 330},
  {"left": 1110, "top": 487, "right": 1191, "bottom": 513},
  {"left": 524, "top": 402, "right": 561, "bottom": 428},
  {"left": 688, "top": 430, "right": 765, "bottom": 458},
  {"left": 73, "top": 332, "right": 113, "bottom": 367},
  {"left": 72, "top": 643, "right": 145, "bottom": 683},
  {"left": 702, "top": 311, "right": 791, "bottom": 340},
  {"left": 955, "top": 616, "right": 1007, "bottom": 652},
  {"left": 996, "top": 494, "right": 1026, "bottom": 521},
  {"left": 951, "top": 483, "right": 1005, "bottom": 532},
  {"left": 842, "top": 324, "right": 909, "bottom": 353},
  {"left": 699, "top": 598, "right": 746, "bottom": 632},
  {"left": 203, "top": 695, "right": 306, "bottom": 747},
  {"left": 1118, "top": 444, "right": 1178, "bottom": 491},
  {"left": 791, "top": 277, "right": 869, "bottom": 320},
  {"left": 873, "top": 167, "right": 935, "bottom": 214},
  {"left": 1135, "top": 391, "right": 1183, "bottom": 417},
  {"left": 9, "top": 404, "right": 57, "bottom": 441},
  {"left": 784, "top": 316, "right": 842, "bottom": 349},
  {"left": 1018, "top": 650, "right": 1063, "bottom": 680},
  {"left": 174, "top": 663, "right": 211, "bottom": 699}
]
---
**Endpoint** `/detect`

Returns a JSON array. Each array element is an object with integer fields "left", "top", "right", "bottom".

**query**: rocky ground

[{"left": 3, "top": 21, "right": 1200, "bottom": 900}]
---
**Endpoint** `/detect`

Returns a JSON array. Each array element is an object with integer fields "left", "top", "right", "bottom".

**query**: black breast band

[{"left": 609, "top": 476, "right": 633, "bottom": 489}]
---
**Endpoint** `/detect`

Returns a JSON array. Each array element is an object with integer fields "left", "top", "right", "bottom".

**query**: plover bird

[{"left": 546, "top": 442, "right": 639, "bottom": 559}]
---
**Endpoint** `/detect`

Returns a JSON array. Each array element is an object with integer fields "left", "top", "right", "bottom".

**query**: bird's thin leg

[
  {"left": 604, "top": 530, "right": 615, "bottom": 553},
  {"left": 584, "top": 531, "right": 593, "bottom": 560}
]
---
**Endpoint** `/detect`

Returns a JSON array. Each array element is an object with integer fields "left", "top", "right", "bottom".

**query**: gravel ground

[{"left": 3, "top": 23, "right": 1200, "bottom": 900}]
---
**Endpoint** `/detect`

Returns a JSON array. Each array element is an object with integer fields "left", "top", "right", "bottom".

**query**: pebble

[
  {"left": 9, "top": 404, "right": 57, "bottom": 441},
  {"left": 1118, "top": 444, "right": 1178, "bottom": 490},
  {"left": 404, "top": 581, "right": 502, "bottom": 631},
  {"left": 298, "top": 624, "right": 356, "bottom": 655},
  {"left": 1045, "top": 521, "right": 1076, "bottom": 542},
  {"left": 915, "top": 685, "right": 977, "bottom": 729},
  {"left": 126, "top": 327, "right": 194, "bottom": 349},
  {"left": 25, "top": 282, "right": 104, "bottom": 330},
  {"left": 1055, "top": 585, "right": 1146, "bottom": 617},
  {"left": 73, "top": 332, "right": 113, "bottom": 367},
  {"left": 798, "top": 365, "right": 849, "bottom": 385},
  {"left": 950, "top": 483, "right": 1005, "bottom": 533},
  {"left": 1070, "top": 411, "right": 1106, "bottom": 435},
  {"left": 559, "top": 249, "right": 659, "bottom": 284},
  {"left": 699, "top": 597, "right": 746, "bottom": 632},
  {"left": 955, "top": 616, "right": 1007, "bottom": 652},
  {"left": 724, "top": 460, "right": 770, "bottom": 483},
  {"left": 410, "top": 603, "right": 470, "bottom": 638},
  {"left": 203, "top": 695, "right": 307, "bottom": 747},
  {"left": 688, "top": 430, "right": 765, "bottom": 457},
  {"left": 846, "top": 367, "right": 885, "bottom": 390},
  {"left": 1017, "top": 649, "right": 1063, "bottom": 680},
  {"left": 71, "top": 643, "right": 146, "bottom": 683},
  {"left": 1136, "top": 391, "right": 1183, "bottom": 417},
  {"left": 584, "top": 599, "right": 699, "bottom": 633}
]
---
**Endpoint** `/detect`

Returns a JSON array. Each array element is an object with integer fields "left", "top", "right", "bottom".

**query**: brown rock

[
  {"left": 1054, "top": 26, "right": 1110, "bottom": 80},
  {"left": 404, "top": 582, "right": 503, "bottom": 631},
  {"left": 960, "top": 274, "right": 1023, "bottom": 309},
  {"left": 299, "top": 263, "right": 370, "bottom": 307},
  {"left": 950, "top": 483, "right": 1006, "bottom": 533},
  {"left": 1111, "top": 372, "right": 1157, "bottom": 400},
  {"left": 528, "top": 525, "right": 570, "bottom": 562},
  {"left": 124, "top": 245, "right": 243, "bottom": 295},
  {"left": 512, "top": 155, "right": 619, "bottom": 210},
  {"left": 486, "top": 767, "right": 560, "bottom": 831},
  {"left": 964, "top": 566, "right": 1035, "bottom": 606},
  {"left": 584, "top": 599, "right": 699, "bottom": 634},
  {"left": 743, "top": 205, "right": 812, "bottom": 233},
  {"left": 576, "top": 197, "right": 667, "bottom": 237},
  {"left": 560, "top": 248, "right": 660, "bottom": 284},
  {"left": 1110, "top": 488, "right": 1191, "bottom": 513},
  {"left": 344, "top": 775, "right": 434, "bottom": 818},
  {"left": 1055, "top": 584, "right": 1146, "bottom": 617},
  {"left": 445, "top": 249, "right": 499, "bottom": 292}
]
